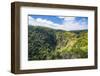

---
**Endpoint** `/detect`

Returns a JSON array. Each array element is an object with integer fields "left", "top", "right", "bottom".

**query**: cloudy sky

[{"left": 28, "top": 15, "right": 88, "bottom": 31}]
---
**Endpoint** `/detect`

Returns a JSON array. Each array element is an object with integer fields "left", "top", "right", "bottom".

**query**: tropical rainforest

[{"left": 28, "top": 25, "right": 88, "bottom": 60}]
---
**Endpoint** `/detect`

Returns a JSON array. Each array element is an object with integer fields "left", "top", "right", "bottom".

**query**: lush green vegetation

[{"left": 28, "top": 25, "right": 88, "bottom": 60}]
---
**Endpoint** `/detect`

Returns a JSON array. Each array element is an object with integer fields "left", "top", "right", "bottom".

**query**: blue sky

[
  {"left": 28, "top": 15, "right": 88, "bottom": 31},
  {"left": 30, "top": 15, "right": 63, "bottom": 25}
]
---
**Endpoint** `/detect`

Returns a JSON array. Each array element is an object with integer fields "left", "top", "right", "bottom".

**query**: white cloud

[
  {"left": 62, "top": 18, "right": 87, "bottom": 31},
  {"left": 29, "top": 16, "right": 87, "bottom": 31},
  {"left": 28, "top": 16, "right": 61, "bottom": 30},
  {"left": 63, "top": 22, "right": 87, "bottom": 31},
  {"left": 59, "top": 16, "right": 75, "bottom": 21},
  {"left": 36, "top": 18, "right": 54, "bottom": 25},
  {"left": 28, "top": 16, "right": 35, "bottom": 25},
  {"left": 58, "top": 16, "right": 87, "bottom": 31}
]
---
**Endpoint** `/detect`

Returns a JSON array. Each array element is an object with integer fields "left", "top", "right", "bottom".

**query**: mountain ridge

[{"left": 29, "top": 25, "right": 88, "bottom": 32}]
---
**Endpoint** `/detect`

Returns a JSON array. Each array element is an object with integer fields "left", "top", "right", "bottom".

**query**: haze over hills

[
  {"left": 28, "top": 25, "right": 88, "bottom": 60},
  {"left": 29, "top": 23, "right": 88, "bottom": 31}
]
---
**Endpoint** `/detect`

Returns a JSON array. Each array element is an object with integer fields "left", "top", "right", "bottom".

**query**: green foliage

[{"left": 28, "top": 25, "right": 88, "bottom": 60}]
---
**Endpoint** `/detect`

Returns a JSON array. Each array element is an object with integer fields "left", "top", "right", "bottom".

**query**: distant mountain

[
  {"left": 28, "top": 25, "right": 88, "bottom": 60},
  {"left": 70, "top": 29, "right": 88, "bottom": 34}
]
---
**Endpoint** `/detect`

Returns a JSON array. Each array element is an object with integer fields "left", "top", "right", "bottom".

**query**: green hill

[{"left": 28, "top": 25, "right": 88, "bottom": 60}]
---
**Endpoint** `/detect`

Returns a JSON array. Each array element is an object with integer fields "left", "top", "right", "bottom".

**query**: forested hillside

[{"left": 28, "top": 25, "right": 88, "bottom": 60}]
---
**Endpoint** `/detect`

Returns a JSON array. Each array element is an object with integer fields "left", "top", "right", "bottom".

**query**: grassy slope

[{"left": 28, "top": 25, "right": 88, "bottom": 60}]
